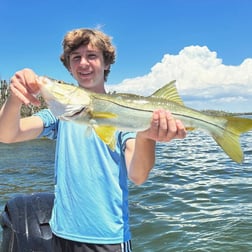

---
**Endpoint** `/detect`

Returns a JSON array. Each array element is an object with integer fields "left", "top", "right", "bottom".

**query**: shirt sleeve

[
  {"left": 119, "top": 131, "right": 136, "bottom": 152},
  {"left": 34, "top": 109, "right": 59, "bottom": 139}
]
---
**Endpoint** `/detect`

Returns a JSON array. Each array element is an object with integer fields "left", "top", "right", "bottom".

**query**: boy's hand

[
  {"left": 10, "top": 68, "right": 40, "bottom": 106},
  {"left": 139, "top": 109, "right": 186, "bottom": 142}
]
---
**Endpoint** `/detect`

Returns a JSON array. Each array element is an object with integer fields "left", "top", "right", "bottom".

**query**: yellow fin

[
  {"left": 92, "top": 112, "right": 117, "bottom": 119},
  {"left": 150, "top": 80, "right": 184, "bottom": 105},
  {"left": 213, "top": 116, "right": 252, "bottom": 163},
  {"left": 93, "top": 125, "right": 117, "bottom": 150},
  {"left": 185, "top": 127, "right": 196, "bottom": 131}
]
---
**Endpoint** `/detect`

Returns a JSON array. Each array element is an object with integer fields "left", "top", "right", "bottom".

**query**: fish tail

[{"left": 212, "top": 116, "right": 252, "bottom": 163}]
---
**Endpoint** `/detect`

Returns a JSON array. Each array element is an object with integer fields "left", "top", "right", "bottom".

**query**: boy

[{"left": 0, "top": 28, "right": 186, "bottom": 251}]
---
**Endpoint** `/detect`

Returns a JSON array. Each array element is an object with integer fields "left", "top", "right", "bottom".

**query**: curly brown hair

[{"left": 60, "top": 28, "right": 116, "bottom": 81}]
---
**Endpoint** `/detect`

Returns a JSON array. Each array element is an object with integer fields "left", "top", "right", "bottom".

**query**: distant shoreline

[
  {"left": 1, "top": 79, "right": 252, "bottom": 117},
  {"left": 0, "top": 79, "right": 47, "bottom": 117}
]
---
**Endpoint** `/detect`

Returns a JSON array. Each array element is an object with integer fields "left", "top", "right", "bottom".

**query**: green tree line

[
  {"left": 0, "top": 79, "right": 48, "bottom": 117},
  {"left": 1, "top": 79, "right": 252, "bottom": 118}
]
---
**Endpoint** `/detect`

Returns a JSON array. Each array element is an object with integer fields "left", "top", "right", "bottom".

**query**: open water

[{"left": 0, "top": 131, "right": 252, "bottom": 251}]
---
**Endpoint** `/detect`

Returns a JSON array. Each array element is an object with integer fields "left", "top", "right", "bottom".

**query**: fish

[{"left": 37, "top": 76, "right": 252, "bottom": 163}]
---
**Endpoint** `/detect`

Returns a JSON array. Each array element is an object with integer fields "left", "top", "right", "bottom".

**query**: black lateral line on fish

[
  {"left": 95, "top": 97, "right": 231, "bottom": 135},
  {"left": 171, "top": 112, "right": 230, "bottom": 134}
]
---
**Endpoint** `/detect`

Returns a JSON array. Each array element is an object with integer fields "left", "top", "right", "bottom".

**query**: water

[{"left": 0, "top": 132, "right": 252, "bottom": 251}]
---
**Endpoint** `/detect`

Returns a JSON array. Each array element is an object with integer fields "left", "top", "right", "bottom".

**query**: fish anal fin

[
  {"left": 150, "top": 80, "right": 184, "bottom": 105},
  {"left": 93, "top": 125, "right": 117, "bottom": 150},
  {"left": 108, "top": 136, "right": 117, "bottom": 150}
]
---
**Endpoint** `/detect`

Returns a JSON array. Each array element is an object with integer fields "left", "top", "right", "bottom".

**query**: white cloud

[{"left": 107, "top": 46, "right": 252, "bottom": 112}]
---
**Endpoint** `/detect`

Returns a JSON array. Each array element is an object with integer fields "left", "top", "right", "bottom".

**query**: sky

[{"left": 1, "top": 0, "right": 252, "bottom": 112}]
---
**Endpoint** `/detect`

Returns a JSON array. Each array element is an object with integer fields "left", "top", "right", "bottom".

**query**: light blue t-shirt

[{"left": 36, "top": 109, "right": 136, "bottom": 244}]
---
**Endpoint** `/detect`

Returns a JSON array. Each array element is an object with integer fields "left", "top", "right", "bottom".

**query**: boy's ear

[
  {"left": 104, "top": 64, "right": 110, "bottom": 70},
  {"left": 68, "top": 66, "right": 72, "bottom": 74}
]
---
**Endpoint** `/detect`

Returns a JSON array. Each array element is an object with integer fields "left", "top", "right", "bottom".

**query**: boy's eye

[
  {"left": 88, "top": 53, "right": 97, "bottom": 59},
  {"left": 71, "top": 55, "right": 81, "bottom": 61},
  {"left": 69, "top": 52, "right": 99, "bottom": 62}
]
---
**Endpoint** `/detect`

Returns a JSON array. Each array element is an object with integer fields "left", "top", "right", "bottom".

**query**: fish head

[{"left": 37, "top": 76, "right": 92, "bottom": 121}]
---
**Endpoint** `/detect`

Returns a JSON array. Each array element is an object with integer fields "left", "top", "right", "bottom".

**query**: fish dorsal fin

[{"left": 150, "top": 80, "right": 184, "bottom": 105}]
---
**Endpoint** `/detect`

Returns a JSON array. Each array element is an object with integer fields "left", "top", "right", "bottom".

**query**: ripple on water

[
  {"left": 1, "top": 132, "right": 252, "bottom": 251},
  {"left": 130, "top": 132, "right": 252, "bottom": 251}
]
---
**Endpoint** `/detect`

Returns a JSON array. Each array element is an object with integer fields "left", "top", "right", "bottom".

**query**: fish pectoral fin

[
  {"left": 149, "top": 80, "right": 184, "bottom": 105},
  {"left": 92, "top": 112, "right": 117, "bottom": 119},
  {"left": 93, "top": 125, "right": 117, "bottom": 150}
]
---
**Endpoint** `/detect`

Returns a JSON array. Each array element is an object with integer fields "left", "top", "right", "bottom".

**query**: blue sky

[{"left": 1, "top": 0, "right": 252, "bottom": 112}]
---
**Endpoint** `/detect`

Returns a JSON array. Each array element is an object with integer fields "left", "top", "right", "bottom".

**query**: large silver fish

[{"left": 37, "top": 76, "right": 252, "bottom": 163}]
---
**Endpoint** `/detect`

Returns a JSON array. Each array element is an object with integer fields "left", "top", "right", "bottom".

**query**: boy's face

[{"left": 68, "top": 44, "right": 109, "bottom": 93}]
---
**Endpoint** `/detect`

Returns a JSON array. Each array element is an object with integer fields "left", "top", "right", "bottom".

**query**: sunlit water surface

[{"left": 0, "top": 131, "right": 251, "bottom": 251}]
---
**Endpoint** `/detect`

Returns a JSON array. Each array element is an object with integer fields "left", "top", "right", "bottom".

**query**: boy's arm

[
  {"left": 0, "top": 69, "right": 44, "bottom": 143},
  {"left": 125, "top": 110, "right": 186, "bottom": 185}
]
